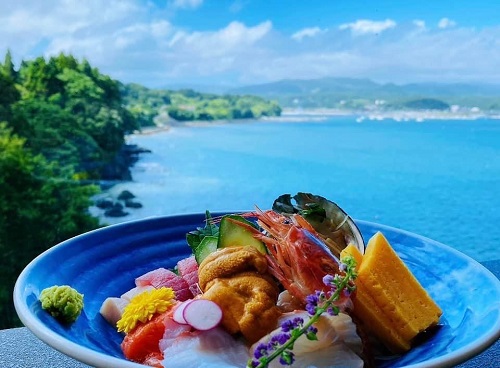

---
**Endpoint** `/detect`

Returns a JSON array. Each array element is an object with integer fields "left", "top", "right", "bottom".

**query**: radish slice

[
  {"left": 182, "top": 299, "right": 223, "bottom": 331},
  {"left": 172, "top": 300, "right": 193, "bottom": 324}
]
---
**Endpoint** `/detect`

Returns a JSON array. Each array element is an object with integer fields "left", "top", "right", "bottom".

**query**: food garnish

[
  {"left": 99, "top": 192, "right": 443, "bottom": 368},
  {"left": 181, "top": 299, "right": 223, "bottom": 330},
  {"left": 39, "top": 285, "right": 84, "bottom": 323},
  {"left": 186, "top": 210, "right": 219, "bottom": 256},
  {"left": 117, "top": 287, "right": 175, "bottom": 333},
  {"left": 247, "top": 255, "right": 358, "bottom": 368}
]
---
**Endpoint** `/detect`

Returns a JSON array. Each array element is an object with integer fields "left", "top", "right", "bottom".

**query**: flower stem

[{"left": 249, "top": 261, "right": 355, "bottom": 368}]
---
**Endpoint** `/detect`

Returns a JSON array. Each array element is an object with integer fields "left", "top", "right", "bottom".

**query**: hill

[
  {"left": 121, "top": 83, "right": 282, "bottom": 127},
  {"left": 228, "top": 77, "right": 500, "bottom": 111}
]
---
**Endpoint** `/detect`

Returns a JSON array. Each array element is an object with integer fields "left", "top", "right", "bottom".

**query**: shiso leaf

[{"left": 186, "top": 210, "right": 219, "bottom": 253}]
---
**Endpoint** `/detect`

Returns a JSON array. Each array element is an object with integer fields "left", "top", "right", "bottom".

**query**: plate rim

[{"left": 13, "top": 213, "right": 500, "bottom": 368}]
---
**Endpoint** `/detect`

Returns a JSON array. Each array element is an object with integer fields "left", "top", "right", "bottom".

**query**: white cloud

[
  {"left": 413, "top": 19, "right": 426, "bottom": 29},
  {"left": 171, "top": 0, "right": 203, "bottom": 9},
  {"left": 291, "top": 27, "right": 324, "bottom": 41},
  {"left": 0, "top": 2, "right": 498, "bottom": 87},
  {"left": 169, "top": 21, "right": 272, "bottom": 57},
  {"left": 0, "top": 0, "right": 142, "bottom": 57},
  {"left": 438, "top": 18, "right": 457, "bottom": 29},
  {"left": 339, "top": 19, "right": 396, "bottom": 35}
]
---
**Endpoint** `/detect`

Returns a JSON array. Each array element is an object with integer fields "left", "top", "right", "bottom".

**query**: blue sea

[{"left": 94, "top": 117, "right": 500, "bottom": 262}]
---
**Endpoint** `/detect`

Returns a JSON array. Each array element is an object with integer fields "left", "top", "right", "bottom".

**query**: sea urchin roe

[
  {"left": 39, "top": 285, "right": 84, "bottom": 323},
  {"left": 117, "top": 287, "right": 175, "bottom": 334}
]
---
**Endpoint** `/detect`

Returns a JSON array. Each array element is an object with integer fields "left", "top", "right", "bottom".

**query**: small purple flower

[
  {"left": 254, "top": 343, "right": 269, "bottom": 359},
  {"left": 305, "top": 293, "right": 319, "bottom": 306},
  {"left": 307, "top": 325, "right": 318, "bottom": 335},
  {"left": 281, "top": 317, "right": 303, "bottom": 332},
  {"left": 249, "top": 360, "right": 260, "bottom": 368},
  {"left": 322, "top": 274, "right": 335, "bottom": 286},
  {"left": 292, "top": 317, "right": 304, "bottom": 327},
  {"left": 280, "top": 319, "right": 294, "bottom": 333},
  {"left": 305, "top": 293, "right": 319, "bottom": 315},
  {"left": 306, "top": 302, "right": 316, "bottom": 315},
  {"left": 269, "top": 332, "right": 290, "bottom": 347},
  {"left": 339, "top": 263, "right": 348, "bottom": 272},
  {"left": 279, "top": 350, "right": 295, "bottom": 366},
  {"left": 326, "top": 305, "right": 339, "bottom": 316},
  {"left": 326, "top": 305, "right": 340, "bottom": 316},
  {"left": 343, "top": 288, "right": 352, "bottom": 297}
]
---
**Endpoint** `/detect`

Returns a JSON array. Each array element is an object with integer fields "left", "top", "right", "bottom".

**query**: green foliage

[
  {"left": 0, "top": 52, "right": 139, "bottom": 329},
  {"left": 7, "top": 53, "right": 138, "bottom": 178},
  {"left": 167, "top": 105, "right": 196, "bottom": 121},
  {"left": 121, "top": 84, "right": 282, "bottom": 125},
  {"left": 0, "top": 62, "right": 20, "bottom": 123},
  {"left": 0, "top": 50, "right": 281, "bottom": 329},
  {"left": 0, "top": 123, "right": 99, "bottom": 329},
  {"left": 121, "top": 83, "right": 172, "bottom": 126},
  {"left": 403, "top": 98, "right": 450, "bottom": 110}
]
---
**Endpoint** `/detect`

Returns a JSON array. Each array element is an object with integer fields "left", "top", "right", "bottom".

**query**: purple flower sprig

[{"left": 247, "top": 255, "right": 358, "bottom": 368}]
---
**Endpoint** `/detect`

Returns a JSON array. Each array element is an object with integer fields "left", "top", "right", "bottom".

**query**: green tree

[
  {"left": 0, "top": 71, "right": 20, "bottom": 123},
  {"left": 0, "top": 123, "right": 100, "bottom": 328},
  {"left": 2, "top": 49, "right": 17, "bottom": 80}
]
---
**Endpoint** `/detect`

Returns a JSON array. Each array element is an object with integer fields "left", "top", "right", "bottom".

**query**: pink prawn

[{"left": 243, "top": 208, "right": 349, "bottom": 305}]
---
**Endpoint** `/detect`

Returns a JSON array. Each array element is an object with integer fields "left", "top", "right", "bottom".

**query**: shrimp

[{"left": 247, "top": 208, "right": 346, "bottom": 304}]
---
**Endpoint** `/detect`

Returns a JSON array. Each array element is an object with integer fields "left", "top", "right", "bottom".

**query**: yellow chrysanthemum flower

[{"left": 116, "top": 287, "right": 175, "bottom": 333}]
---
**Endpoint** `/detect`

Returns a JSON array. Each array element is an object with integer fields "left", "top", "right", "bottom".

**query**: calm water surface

[{"left": 95, "top": 117, "right": 500, "bottom": 262}]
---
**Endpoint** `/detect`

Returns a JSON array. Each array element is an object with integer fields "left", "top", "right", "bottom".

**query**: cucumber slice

[
  {"left": 218, "top": 215, "right": 266, "bottom": 254},
  {"left": 195, "top": 236, "right": 218, "bottom": 264}
]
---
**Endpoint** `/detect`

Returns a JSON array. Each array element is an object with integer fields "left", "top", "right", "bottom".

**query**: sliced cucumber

[
  {"left": 195, "top": 235, "right": 218, "bottom": 264},
  {"left": 218, "top": 215, "right": 266, "bottom": 254}
]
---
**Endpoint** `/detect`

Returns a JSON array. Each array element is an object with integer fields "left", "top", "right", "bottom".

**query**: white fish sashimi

[
  {"left": 159, "top": 316, "right": 192, "bottom": 352},
  {"left": 282, "top": 343, "right": 364, "bottom": 368},
  {"left": 120, "top": 285, "right": 155, "bottom": 301},
  {"left": 99, "top": 297, "right": 128, "bottom": 326},
  {"left": 161, "top": 327, "right": 250, "bottom": 368},
  {"left": 251, "top": 311, "right": 363, "bottom": 368}
]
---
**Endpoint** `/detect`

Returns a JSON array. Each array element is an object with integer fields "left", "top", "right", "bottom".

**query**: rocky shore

[
  {"left": 89, "top": 143, "right": 151, "bottom": 218},
  {"left": 100, "top": 144, "right": 152, "bottom": 182}
]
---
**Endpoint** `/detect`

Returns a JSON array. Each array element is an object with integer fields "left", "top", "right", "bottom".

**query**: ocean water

[{"left": 95, "top": 117, "right": 500, "bottom": 262}]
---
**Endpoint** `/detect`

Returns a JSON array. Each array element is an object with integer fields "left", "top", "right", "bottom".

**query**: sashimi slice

[
  {"left": 136, "top": 267, "right": 193, "bottom": 301},
  {"left": 99, "top": 297, "right": 128, "bottom": 326},
  {"left": 121, "top": 312, "right": 168, "bottom": 364},
  {"left": 142, "top": 352, "right": 164, "bottom": 368},
  {"left": 121, "top": 285, "right": 155, "bottom": 301},
  {"left": 136, "top": 268, "right": 177, "bottom": 288},
  {"left": 159, "top": 316, "right": 192, "bottom": 352},
  {"left": 251, "top": 311, "right": 364, "bottom": 368},
  {"left": 161, "top": 327, "right": 249, "bottom": 368},
  {"left": 177, "top": 256, "right": 200, "bottom": 296}
]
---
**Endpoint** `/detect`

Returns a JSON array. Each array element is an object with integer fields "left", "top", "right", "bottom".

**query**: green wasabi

[{"left": 39, "top": 285, "right": 84, "bottom": 323}]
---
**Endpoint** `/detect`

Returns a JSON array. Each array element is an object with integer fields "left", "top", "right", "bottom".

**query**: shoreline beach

[{"left": 131, "top": 108, "right": 500, "bottom": 137}]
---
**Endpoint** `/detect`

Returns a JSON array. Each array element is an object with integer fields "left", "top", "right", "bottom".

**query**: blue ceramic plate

[{"left": 14, "top": 214, "right": 500, "bottom": 368}]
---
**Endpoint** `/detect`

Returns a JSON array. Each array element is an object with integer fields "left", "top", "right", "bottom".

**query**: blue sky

[{"left": 1, "top": 0, "right": 499, "bottom": 88}]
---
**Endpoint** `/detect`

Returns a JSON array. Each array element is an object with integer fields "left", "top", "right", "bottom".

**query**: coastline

[
  {"left": 131, "top": 108, "right": 500, "bottom": 137},
  {"left": 281, "top": 108, "right": 500, "bottom": 121}
]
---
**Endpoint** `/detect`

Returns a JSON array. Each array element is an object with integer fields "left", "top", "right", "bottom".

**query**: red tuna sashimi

[
  {"left": 176, "top": 256, "right": 201, "bottom": 296},
  {"left": 136, "top": 268, "right": 193, "bottom": 301}
]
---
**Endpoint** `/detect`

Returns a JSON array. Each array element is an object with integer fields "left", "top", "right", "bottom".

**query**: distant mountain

[{"left": 227, "top": 77, "right": 500, "bottom": 110}]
